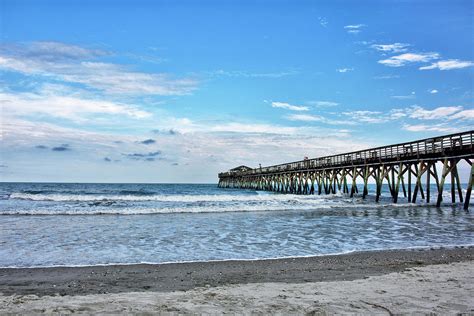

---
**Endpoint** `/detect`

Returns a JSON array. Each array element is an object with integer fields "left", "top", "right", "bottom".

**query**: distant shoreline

[{"left": 1, "top": 247, "right": 472, "bottom": 297}]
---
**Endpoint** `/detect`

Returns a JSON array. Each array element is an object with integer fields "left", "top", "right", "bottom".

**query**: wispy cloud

[
  {"left": 342, "top": 110, "right": 386, "bottom": 123},
  {"left": 208, "top": 122, "right": 301, "bottom": 135},
  {"left": 0, "top": 110, "right": 414, "bottom": 182},
  {"left": 342, "top": 105, "right": 472, "bottom": 125},
  {"left": 123, "top": 52, "right": 167, "bottom": 65},
  {"left": 419, "top": 59, "right": 474, "bottom": 70},
  {"left": 371, "top": 43, "right": 410, "bottom": 53},
  {"left": 341, "top": 108, "right": 411, "bottom": 124},
  {"left": 344, "top": 24, "right": 366, "bottom": 34},
  {"left": 402, "top": 123, "right": 459, "bottom": 133},
  {"left": 429, "top": 89, "right": 438, "bottom": 94},
  {"left": 388, "top": 109, "right": 407, "bottom": 120},
  {"left": 391, "top": 92, "right": 416, "bottom": 100},
  {"left": 5, "top": 95, "right": 471, "bottom": 182},
  {"left": 367, "top": 40, "right": 471, "bottom": 72},
  {"left": 408, "top": 105, "right": 464, "bottom": 120},
  {"left": 0, "top": 41, "right": 108, "bottom": 61},
  {"left": 378, "top": 52, "right": 439, "bottom": 67},
  {"left": 286, "top": 114, "right": 354, "bottom": 126},
  {"left": 0, "top": 88, "right": 150, "bottom": 122},
  {"left": 209, "top": 69, "right": 298, "bottom": 78},
  {"left": 0, "top": 41, "right": 198, "bottom": 96},
  {"left": 318, "top": 17, "right": 328, "bottom": 27},
  {"left": 449, "top": 109, "right": 474, "bottom": 120},
  {"left": 270, "top": 101, "right": 309, "bottom": 111},
  {"left": 373, "top": 74, "right": 400, "bottom": 80},
  {"left": 336, "top": 67, "right": 354, "bottom": 73},
  {"left": 307, "top": 101, "right": 339, "bottom": 107},
  {"left": 286, "top": 114, "right": 324, "bottom": 122}
]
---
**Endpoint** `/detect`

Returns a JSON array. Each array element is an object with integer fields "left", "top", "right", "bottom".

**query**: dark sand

[{"left": 0, "top": 247, "right": 472, "bottom": 297}]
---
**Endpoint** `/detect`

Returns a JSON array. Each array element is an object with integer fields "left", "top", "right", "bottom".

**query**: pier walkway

[{"left": 218, "top": 130, "right": 474, "bottom": 210}]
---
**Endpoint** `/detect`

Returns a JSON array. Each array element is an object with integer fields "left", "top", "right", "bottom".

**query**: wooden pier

[{"left": 218, "top": 130, "right": 474, "bottom": 210}]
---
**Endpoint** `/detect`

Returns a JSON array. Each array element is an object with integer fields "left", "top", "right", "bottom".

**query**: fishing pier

[{"left": 218, "top": 130, "right": 474, "bottom": 210}]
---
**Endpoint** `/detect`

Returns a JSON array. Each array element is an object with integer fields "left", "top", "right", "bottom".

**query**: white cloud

[
  {"left": 156, "top": 116, "right": 343, "bottom": 136},
  {"left": 449, "top": 109, "right": 474, "bottom": 120},
  {"left": 429, "top": 89, "right": 438, "bottom": 94},
  {"left": 371, "top": 43, "right": 410, "bottom": 53},
  {"left": 342, "top": 110, "right": 387, "bottom": 123},
  {"left": 307, "top": 101, "right": 339, "bottom": 107},
  {"left": 342, "top": 108, "right": 412, "bottom": 123},
  {"left": 408, "top": 105, "right": 463, "bottom": 120},
  {"left": 419, "top": 59, "right": 474, "bottom": 70},
  {"left": 336, "top": 67, "right": 354, "bottom": 73},
  {"left": 368, "top": 41, "right": 471, "bottom": 71},
  {"left": 287, "top": 104, "right": 472, "bottom": 127},
  {"left": 286, "top": 113, "right": 355, "bottom": 126},
  {"left": 68, "top": 62, "right": 197, "bottom": 95},
  {"left": 345, "top": 24, "right": 365, "bottom": 28},
  {"left": 0, "top": 90, "right": 150, "bottom": 122},
  {"left": 391, "top": 91, "right": 416, "bottom": 100},
  {"left": 388, "top": 109, "right": 407, "bottom": 119},
  {"left": 271, "top": 101, "right": 309, "bottom": 111},
  {"left": 313, "top": 104, "right": 473, "bottom": 127},
  {"left": 378, "top": 52, "right": 440, "bottom": 67},
  {"left": 2, "top": 115, "right": 371, "bottom": 183},
  {"left": 0, "top": 41, "right": 108, "bottom": 61},
  {"left": 0, "top": 42, "right": 198, "bottom": 96},
  {"left": 402, "top": 124, "right": 459, "bottom": 133},
  {"left": 344, "top": 24, "right": 366, "bottom": 34},
  {"left": 286, "top": 114, "right": 324, "bottom": 122}
]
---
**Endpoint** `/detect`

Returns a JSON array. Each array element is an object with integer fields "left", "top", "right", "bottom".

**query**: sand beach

[{"left": 1, "top": 247, "right": 473, "bottom": 314}]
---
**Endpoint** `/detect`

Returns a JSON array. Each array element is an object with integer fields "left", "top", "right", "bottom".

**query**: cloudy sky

[{"left": 1, "top": 0, "right": 473, "bottom": 183}]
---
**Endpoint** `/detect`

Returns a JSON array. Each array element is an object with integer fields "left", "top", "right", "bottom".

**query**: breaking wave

[{"left": 9, "top": 192, "right": 342, "bottom": 203}]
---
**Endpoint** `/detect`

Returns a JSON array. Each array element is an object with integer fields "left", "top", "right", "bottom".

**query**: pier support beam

[{"left": 464, "top": 160, "right": 473, "bottom": 211}]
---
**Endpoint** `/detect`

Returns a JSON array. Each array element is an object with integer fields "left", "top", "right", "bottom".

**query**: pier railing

[{"left": 219, "top": 130, "right": 474, "bottom": 177}]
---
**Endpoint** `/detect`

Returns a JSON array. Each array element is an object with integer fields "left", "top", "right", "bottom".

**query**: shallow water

[{"left": 0, "top": 182, "right": 472, "bottom": 267}]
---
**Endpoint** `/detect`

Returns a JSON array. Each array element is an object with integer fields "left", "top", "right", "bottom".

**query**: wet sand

[
  {"left": 1, "top": 260, "right": 473, "bottom": 314},
  {"left": 0, "top": 247, "right": 472, "bottom": 297}
]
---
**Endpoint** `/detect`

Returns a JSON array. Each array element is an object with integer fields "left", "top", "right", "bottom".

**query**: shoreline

[
  {"left": 2, "top": 243, "right": 473, "bottom": 269},
  {"left": 1, "top": 246, "right": 473, "bottom": 297}
]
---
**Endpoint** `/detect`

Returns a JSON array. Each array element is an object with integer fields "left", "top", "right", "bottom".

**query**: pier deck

[{"left": 218, "top": 130, "right": 474, "bottom": 210}]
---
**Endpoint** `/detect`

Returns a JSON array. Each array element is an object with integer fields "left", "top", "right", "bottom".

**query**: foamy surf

[
  {"left": 0, "top": 204, "right": 333, "bottom": 215},
  {"left": 0, "top": 182, "right": 472, "bottom": 268},
  {"left": 9, "top": 192, "right": 333, "bottom": 202}
]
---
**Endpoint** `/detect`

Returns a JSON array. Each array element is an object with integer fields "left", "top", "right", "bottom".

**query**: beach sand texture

[
  {"left": 0, "top": 248, "right": 473, "bottom": 314},
  {"left": 1, "top": 261, "right": 472, "bottom": 314}
]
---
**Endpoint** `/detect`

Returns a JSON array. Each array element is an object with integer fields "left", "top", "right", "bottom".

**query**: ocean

[{"left": 0, "top": 182, "right": 472, "bottom": 268}]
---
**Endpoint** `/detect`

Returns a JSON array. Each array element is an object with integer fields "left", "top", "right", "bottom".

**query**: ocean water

[{"left": 0, "top": 182, "right": 472, "bottom": 268}]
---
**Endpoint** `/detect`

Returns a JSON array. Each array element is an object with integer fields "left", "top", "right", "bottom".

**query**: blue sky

[{"left": 1, "top": 0, "right": 473, "bottom": 182}]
